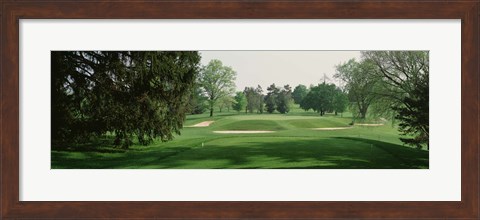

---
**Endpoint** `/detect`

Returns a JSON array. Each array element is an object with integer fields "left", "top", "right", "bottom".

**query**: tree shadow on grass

[
  {"left": 332, "top": 137, "right": 429, "bottom": 168},
  {"left": 51, "top": 146, "right": 193, "bottom": 169},
  {"left": 52, "top": 136, "right": 169, "bottom": 154},
  {"left": 151, "top": 137, "right": 429, "bottom": 169},
  {"left": 52, "top": 137, "right": 429, "bottom": 169},
  {"left": 52, "top": 141, "right": 127, "bottom": 153}
]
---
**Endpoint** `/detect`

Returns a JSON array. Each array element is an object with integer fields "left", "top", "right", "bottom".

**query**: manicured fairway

[{"left": 52, "top": 107, "right": 429, "bottom": 169}]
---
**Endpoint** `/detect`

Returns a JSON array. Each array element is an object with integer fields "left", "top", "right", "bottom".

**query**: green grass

[
  {"left": 286, "top": 118, "right": 350, "bottom": 128},
  {"left": 217, "top": 120, "right": 286, "bottom": 131},
  {"left": 51, "top": 106, "right": 428, "bottom": 169}
]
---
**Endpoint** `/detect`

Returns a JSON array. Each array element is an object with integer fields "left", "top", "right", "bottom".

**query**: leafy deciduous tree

[
  {"left": 300, "top": 83, "right": 336, "bottom": 116},
  {"left": 233, "top": 91, "right": 247, "bottom": 113},
  {"left": 334, "top": 59, "right": 380, "bottom": 119},
  {"left": 333, "top": 88, "right": 349, "bottom": 116},
  {"left": 292, "top": 84, "right": 308, "bottom": 104},
  {"left": 199, "top": 59, "right": 237, "bottom": 117},
  {"left": 363, "top": 51, "right": 429, "bottom": 148},
  {"left": 217, "top": 95, "right": 235, "bottom": 112},
  {"left": 255, "top": 85, "right": 265, "bottom": 113},
  {"left": 244, "top": 85, "right": 264, "bottom": 114},
  {"left": 187, "top": 83, "right": 208, "bottom": 114}
]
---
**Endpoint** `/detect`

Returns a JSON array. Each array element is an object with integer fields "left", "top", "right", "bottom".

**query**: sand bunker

[
  {"left": 312, "top": 127, "right": 352, "bottom": 131},
  {"left": 355, "top": 123, "right": 384, "bottom": 126},
  {"left": 185, "top": 121, "right": 214, "bottom": 128},
  {"left": 213, "top": 130, "right": 275, "bottom": 134}
]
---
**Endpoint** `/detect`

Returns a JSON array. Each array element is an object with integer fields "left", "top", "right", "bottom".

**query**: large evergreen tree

[
  {"left": 51, "top": 51, "right": 201, "bottom": 148},
  {"left": 265, "top": 84, "right": 279, "bottom": 113},
  {"left": 276, "top": 84, "right": 293, "bottom": 114}
]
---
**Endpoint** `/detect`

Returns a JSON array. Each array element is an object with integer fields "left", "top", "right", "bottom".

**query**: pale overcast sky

[{"left": 200, "top": 51, "right": 362, "bottom": 92}]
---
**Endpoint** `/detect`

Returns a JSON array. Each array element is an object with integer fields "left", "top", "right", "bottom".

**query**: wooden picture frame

[{"left": 1, "top": 0, "right": 478, "bottom": 218}]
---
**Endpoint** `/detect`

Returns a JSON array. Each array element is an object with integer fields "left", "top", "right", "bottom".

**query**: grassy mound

[
  {"left": 286, "top": 118, "right": 349, "bottom": 128},
  {"left": 217, "top": 120, "right": 285, "bottom": 131}
]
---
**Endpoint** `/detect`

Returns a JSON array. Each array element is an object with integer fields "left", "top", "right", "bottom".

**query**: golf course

[
  {"left": 51, "top": 51, "right": 429, "bottom": 169},
  {"left": 51, "top": 105, "right": 428, "bottom": 169}
]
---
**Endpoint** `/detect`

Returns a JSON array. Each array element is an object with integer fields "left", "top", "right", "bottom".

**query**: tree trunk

[
  {"left": 360, "top": 111, "right": 366, "bottom": 119},
  {"left": 210, "top": 107, "right": 213, "bottom": 117},
  {"left": 359, "top": 107, "right": 368, "bottom": 119}
]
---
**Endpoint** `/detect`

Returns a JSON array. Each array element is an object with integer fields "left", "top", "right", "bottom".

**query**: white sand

[
  {"left": 213, "top": 130, "right": 275, "bottom": 134},
  {"left": 355, "top": 123, "right": 384, "bottom": 126},
  {"left": 185, "top": 121, "right": 214, "bottom": 127},
  {"left": 311, "top": 127, "right": 352, "bottom": 130}
]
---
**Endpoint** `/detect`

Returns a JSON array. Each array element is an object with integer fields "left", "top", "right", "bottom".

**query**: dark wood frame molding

[{"left": 1, "top": 0, "right": 479, "bottom": 219}]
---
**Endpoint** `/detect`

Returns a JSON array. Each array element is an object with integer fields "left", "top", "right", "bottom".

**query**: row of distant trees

[
  {"left": 187, "top": 59, "right": 294, "bottom": 116},
  {"left": 190, "top": 59, "right": 349, "bottom": 117},
  {"left": 192, "top": 80, "right": 349, "bottom": 117},
  {"left": 232, "top": 84, "right": 294, "bottom": 114},
  {"left": 190, "top": 81, "right": 294, "bottom": 116}
]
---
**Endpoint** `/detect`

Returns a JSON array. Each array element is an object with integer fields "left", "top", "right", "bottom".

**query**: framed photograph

[{"left": 1, "top": 1, "right": 478, "bottom": 219}]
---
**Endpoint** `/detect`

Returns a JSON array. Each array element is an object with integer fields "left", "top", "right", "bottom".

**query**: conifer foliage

[{"left": 51, "top": 51, "right": 201, "bottom": 149}]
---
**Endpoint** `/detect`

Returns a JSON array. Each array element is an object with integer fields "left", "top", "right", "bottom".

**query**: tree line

[{"left": 191, "top": 59, "right": 350, "bottom": 116}]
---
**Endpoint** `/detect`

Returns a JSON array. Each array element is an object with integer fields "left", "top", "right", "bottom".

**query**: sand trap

[
  {"left": 355, "top": 123, "right": 384, "bottom": 126},
  {"left": 185, "top": 121, "right": 214, "bottom": 128},
  {"left": 213, "top": 130, "right": 275, "bottom": 134},
  {"left": 312, "top": 127, "right": 352, "bottom": 131}
]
